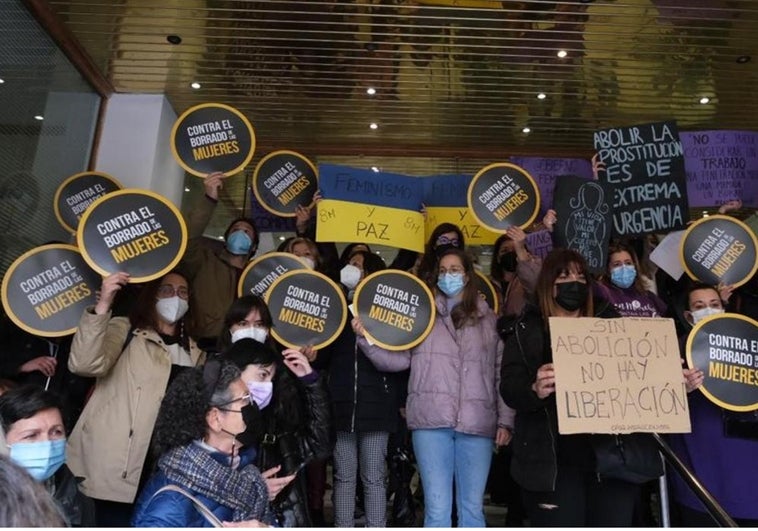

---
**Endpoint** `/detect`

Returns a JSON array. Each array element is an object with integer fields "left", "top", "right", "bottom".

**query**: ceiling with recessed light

[{"left": 28, "top": 0, "right": 758, "bottom": 222}]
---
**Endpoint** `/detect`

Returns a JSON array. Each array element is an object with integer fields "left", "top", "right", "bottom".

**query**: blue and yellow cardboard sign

[
  {"left": 422, "top": 174, "right": 500, "bottom": 246},
  {"left": 316, "top": 164, "right": 425, "bottom": 252}
]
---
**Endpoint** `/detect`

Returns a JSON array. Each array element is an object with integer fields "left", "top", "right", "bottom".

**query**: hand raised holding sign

[
  {"left": 682, "top": 365, "right": 704, "bottom": 393},
  {"left": 282, "top": 348, "right": 313, "bottom": 378},
  {"left": 351, "top": 316, "right": 366, "bottom": 337},
  {"left": 542, "top": 209, "right": 557, "bottom": 233},
  {"left": 591, "top": 153, "right": 606, "bottom": 180},
  {"left": 204, "top": 172, "right": 225, "bottom": 200},
  {"left": 532, "top": 363, "right": 555, "bottom": 399},
  {"left": 94, "top": 272, "right": 130, "bottom": 315},
  {"left": 20, "top": 356, "right": 57, "bottom": 378}
]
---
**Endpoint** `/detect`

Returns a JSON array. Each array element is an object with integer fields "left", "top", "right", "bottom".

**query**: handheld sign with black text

[
  {"left": 253, "top": 151, "right": 318, "bottom": 217},
  {"left": 237, "top": 252, "right": 309, "bottom": 297},
  {"left": 353, "top": 270, "right": 435, "bottom": 351},
  {"left": 595, "top": 120, "right": 689, "bottom": 236},
  {"left": 467, "top": 163, "right": 540, "bottom": 233},
  {"left": 680, "top": 215, "right": 758, "bottom": 288},
  {"left": 265, "top": 270, "right": 347, "bottom": 350},
  {"left": 171, "top": 103, "right": 255, "bottom": 177},
  {"left": 550, "top": 316, "right": 691, "bottom": 434},
  {"left": 686, "top": 313, "right": 758, "bottom": 412},
  {"left": 54, "top": 172, "right": 122, "bottom": 233},
  {"left": 77, "top": 189, "right": 188, "bottom": 283},
  {"left": 1, "top": 244, "right": 100, "bottom": 337}
]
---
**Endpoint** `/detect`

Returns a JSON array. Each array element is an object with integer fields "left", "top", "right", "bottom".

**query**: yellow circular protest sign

[{"left": 77, "top": 189, "right": 187, "bottom": 283}]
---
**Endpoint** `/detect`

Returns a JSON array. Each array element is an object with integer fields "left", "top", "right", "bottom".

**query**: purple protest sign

[
  {"left": 681, "top": 131, "right": 758, "bottom": 208},
  {"left": 509, "top": 157, "right": 593, "bottom": 215},
  {"left": 525, "top": 229, "right": 554, "bottom": 260},
  {"left": 248, "top": 188, "right": 297, "bottom": 233}
]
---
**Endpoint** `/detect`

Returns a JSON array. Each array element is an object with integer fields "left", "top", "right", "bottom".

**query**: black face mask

[
  {"left": 499, "top": 251, "right": 518, "bottom": 273},
  {"left": 555, "top": 281, "right": 588, "bottom": 312}
]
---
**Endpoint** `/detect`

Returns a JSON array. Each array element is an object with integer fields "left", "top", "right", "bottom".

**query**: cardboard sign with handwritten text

[{"left": 549, "top": 316, "right": 691, "bottom": 434}]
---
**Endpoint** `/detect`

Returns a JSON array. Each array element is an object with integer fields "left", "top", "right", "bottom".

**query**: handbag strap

[{"left": 151, "top": 484, "right": 223, "bottom": 528}]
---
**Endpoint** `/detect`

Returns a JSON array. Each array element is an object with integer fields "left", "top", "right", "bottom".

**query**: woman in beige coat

[{"left": 67, "top": 270, "right": 205, "bottom": 526}]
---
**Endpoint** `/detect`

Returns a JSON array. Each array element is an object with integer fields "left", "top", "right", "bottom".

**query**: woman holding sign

[
  {"left": 667, "top": 283, "right": 758, "bottom": 526},
  {"left": 499, "top": 248, "right": 653, "bottom": 526},
  {"left": 66, "top": 271, "right": 205, "bottom": 526},
  {"left": 318, "top": 250, "right": 403, "bottom": 528},
  {"left": 353, "top": 248, "right": 514, "bottom": 528}
]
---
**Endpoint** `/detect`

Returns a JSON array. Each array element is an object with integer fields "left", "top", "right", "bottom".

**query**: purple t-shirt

[{"left": 594, "top": 282, "right": 667, "bottom": 317}]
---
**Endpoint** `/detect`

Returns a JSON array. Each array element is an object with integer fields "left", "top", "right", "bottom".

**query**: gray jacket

[{"left": 359, "top": 296, "right": 514, "bottom": 438}]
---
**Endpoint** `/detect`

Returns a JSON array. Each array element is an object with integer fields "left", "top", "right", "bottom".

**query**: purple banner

[
  {"left": 509, "top": 157, "right": 593, "bottom": 215},
  {"left": 249, "top": 189, "right": 296, "bottom": 233},
  {"left": 525, "top": 229, "right": 554, "bottom": 260},
  {"left": 682, "top": 131, "right": 758, "bottom": 208}
]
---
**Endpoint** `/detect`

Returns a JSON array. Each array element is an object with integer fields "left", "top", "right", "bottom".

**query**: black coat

[
  {"left": 50, "top": 465, "right": 95, "bottom": 527},
  {"left": 498, "top": 301, "right": 619, "bottom": 492},
  {"left": 318, "top": 323, "right": 401, "bottom": 434},
  {"left": 254, "top": 371, "right": 333, "bottom": 527}
]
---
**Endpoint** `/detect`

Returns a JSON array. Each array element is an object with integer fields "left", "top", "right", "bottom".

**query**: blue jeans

[{"left": 412, "top": 428, "right": 494, "bottom": 527}]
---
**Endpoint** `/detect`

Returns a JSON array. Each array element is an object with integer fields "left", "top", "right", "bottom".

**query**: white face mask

[
  {"left": 300, "top": 257, "right": 315, "bottom": 270},
  {"left": 691, "top": 307, "right": 724, "bottom": 324},
  {"left": 155, "top": 296, "right": 189, "bottom": 324},
  {"left": 340, "top": 264, "right": 362, "bottom": 290},
  {"left": 231, "top": 326, "right": 269, "bottom": 344}
]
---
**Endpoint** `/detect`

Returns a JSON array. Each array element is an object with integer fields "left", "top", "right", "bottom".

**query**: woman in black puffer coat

[{"left": 315, "top": 250, "right": 402, "bottom": 527}]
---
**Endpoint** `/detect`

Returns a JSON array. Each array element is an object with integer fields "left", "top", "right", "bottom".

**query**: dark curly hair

[{"left": 151, "top": 360, "right": 241, "bottom": 457}]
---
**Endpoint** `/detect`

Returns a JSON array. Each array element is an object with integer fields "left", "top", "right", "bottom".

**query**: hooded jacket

[
  {"left": 67, "top": 310, "right": 204, "bottom": 503},
  {"left": 359, "top": 295, "right": 514, "bottom": 437}
]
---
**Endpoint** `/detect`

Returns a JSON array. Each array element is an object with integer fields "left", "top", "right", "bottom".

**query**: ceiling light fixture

[
  {"left": 166, "top": 35, "right": 182, "bottom": 45},
  {"left": 0, "top": 78, "right": 5, "bottom": 84},
  {"left": 34, "top": 115, "right": 44, "bottom": 121},
  {"left": 699, "top": 96, "right": 710, "bottom": 104},
  {"left": 366, "top": 87, "right": 376, "bottom": 95},
  {"left": 557, "top": 50, "right": 568, "bottom": 58},
  {"left": 369, "top": 122, "right": 378, "bottom": 130},
  {"left": 190, "top": 82, "right": 201, "bottom": 89},
  {"left": 184, "top": 187, "right": 190, "bottom": 192},
  {"left": 522, "top": 127, "right": 531, "bottom": 134},
  {"left": 736, "top": 55, "right": 751, "bottom": 64},
  {"left": 537, "top": 92, "right": 546, "bottom": 100}
]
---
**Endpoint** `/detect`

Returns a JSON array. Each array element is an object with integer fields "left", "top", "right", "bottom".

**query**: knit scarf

[{"left": 158, "top": 442, "right": 274, "bottom": 524}]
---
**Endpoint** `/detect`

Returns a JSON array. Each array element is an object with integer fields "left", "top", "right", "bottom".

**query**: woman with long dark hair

[
  {"left": 219, "top": 297, "right": 332, "bottom": 527},
  {"left": 67, "top": 271, "right": 205, "bottom": 526},
  {"left": 500, "top": 249, "right": 645, "bottom": 526},
  {"left": 353, "top": 248, "right": 513, "bottom": 527}
]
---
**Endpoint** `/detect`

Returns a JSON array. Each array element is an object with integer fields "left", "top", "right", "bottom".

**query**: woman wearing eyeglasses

[
  {"left": 67, "top": 271, "right": 205, "bottom": 526},
  {"left": 132, "top": 359, "right": 274, "bottom": 527}
]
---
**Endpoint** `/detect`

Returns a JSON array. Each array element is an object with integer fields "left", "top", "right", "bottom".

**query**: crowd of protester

[{"left": 1, "top": 172, "right": 756, "bottom": 528}]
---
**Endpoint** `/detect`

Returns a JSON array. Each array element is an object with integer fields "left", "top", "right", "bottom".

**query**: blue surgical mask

[
  {"left": 246, "top": 381, "right": 274, "bottom": 410},
  {"left": 610, "top": 264, "right": 636, "bottom": 289},
  {"left": 437, "top": 273, "right": 465, "bottom": 297},
  {"left": 9, "top": 439, "right": 66, "bottom": 481},
  {"left": 226, "top": 230, "right": 253, "bottom": 255}
]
